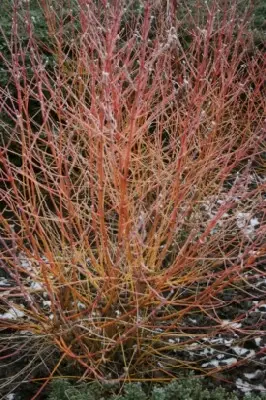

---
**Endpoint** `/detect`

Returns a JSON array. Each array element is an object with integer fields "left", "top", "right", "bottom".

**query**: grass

[{"left": 0, "top": 0, "right": 265, "bottom": 398}]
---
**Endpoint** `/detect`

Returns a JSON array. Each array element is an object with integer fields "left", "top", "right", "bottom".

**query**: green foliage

[
  {"left": 253, "top": 0, "right": 266, "bottom": 30},
  {"left": 48, "top": 375, "right": 266, "bottom": 400},
  {"left": 0, "top": 0, "right": 80, "bottom": 87},
  {"left": 48, "top": 380, "right": 107, "bottom": 400},
  {"left": 114, "top": 383, "right": 147, "bottom": 400},
  {"left": 252, "top": 0, "right": 266, "bottom": 45}
]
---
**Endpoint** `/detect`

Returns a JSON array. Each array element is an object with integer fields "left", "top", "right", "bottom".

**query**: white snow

[
  {"left": 222, "top": 357, "right": 237, "bottom": 366},
  {"left": 202, "top": 359, "right": 220, "bottom": 368},
  {"left": 254, "top": 337, "right": 262, "bottom": 346},
  {"left": 0, "top": 278, "right": 10, "bottom": 286},
  {"left": 250, "top": 218, "right": 259, "bottom": 227},
  {"left": 6, "top": 394, "right": 16, "bottom": 400},
  {"left": 202, "top": 359, "right": 219, "bottom": 368},
  {"left": 252, "top": 384, "right": 266, "bottom": 392},
  {"left": 236, "top": 212, "right": 260, "bottom": 238},
  {"left": 30, "top": 281, "right": 43, "bottom": 291},
  {"left": 232, "top": 348, "right": 255, "bottom": 359},
  {"left": 236, "top": 212, "right": 249, "bottom": 229},
  {"left": 0, "top": 306, "right": 25, "bottom": 320},
  {"left": 236, "top": 378, "right": 252, "bottom": 394},
  {"left": 221, "top": 320, "right": 242, "bottom": 329},
  {"left": 236, "top": 378, "right": 266, "bottom": 394},
  {"left": 200, "top": 348, "right": 215, "bottom": 356},
  {"left": 206, "top": 337, "right": 234, "bottom": 346},
  {"left": 232, "top": 346, "right": 249, "bottom": 356},
  {"left": 41, "top": 255, "right": 49, "bottom": 264},
  {"left": 18, "top": 252, "right": 32, "bottom": 270},
  {"left": 186, "top": 342, "right": 198, "bottom": 350},
  {"left": 189, "top": 318, "right": 197, "bottom": 324},
  {"left": 256, "top": 279, "right": 266, "bottom": 287},
  {"left": 246, "top": 350, "right": 256, "bottom": 358},
  {"left": 42, "top": 300, "right": 52, "bottom": 308},
  {"left": 243, "top": 225, "right": 256, "bottom": 238},
  {"left": 168, "top": 339, "right": 175, "bottom": 344},
  {"left": 77, "top": 302, "right": 86, "bottom": 310},
  {"left": 244, "top": 370, "right": 262, "bottom": 380},
  {"left": 256, "top": 304, "right": 266, "bottom": 312}
]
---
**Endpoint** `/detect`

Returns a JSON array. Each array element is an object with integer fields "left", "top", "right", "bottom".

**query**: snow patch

[
  {"left": 236, "top": 212, "right": 259, "bottom": 238},
  {"left": 221, "top": 357, "right": 237, "bottom": 366},
  {"left": 18, "top": 252, "right": 32, "bottom": 270},
  {"left": 202, "top": 359, "right": 220, "bottom": 368},
  {"left": 30, "top": 281, "right": 43, "bottom": 291},
  {"left": 255, "top": 304, "right": 266, "bottom": 313},
  {"left": 168, "top": 339, "right": 175, "bottom": 344},
  {"left": 236, "top": 378, "right": 266, "bottom": 393},
  {"left": 0, "top": 278, "right": 10, "bottom": 286},
  {"left": 221, "top": 320, "right": 242, "bottom": 329},
  {"left": 186, "top": 342, "right": 198, "bottom": 350},
  {"left": 0, "top": 306, "right": 25, "bottom": 320},
  {"left": 77, "top": 302, "right": 86, "bottom": 310},
  {"left": 232, "top": 346, "right": 249, "bottom": 356},
  {"left": 6, "top": 394, "right": 16, "bottom": 400},
  {"left": 244, "top": 370, "right": 262, "bottom": 380},
  {"left": 200, "top": 347, "right": 215, "bottom": 356},
  {"left": 236, "top": 378, "right": 252, "bottom": 394},
  {"left": 250, "top": 218, "right": 259, "bottom": 227},
  {"left": 254, "top": 337, "right": 262, "bottom": 346},
  {"left": 43, "top": 300, "right": 51, "bottom": 308}
]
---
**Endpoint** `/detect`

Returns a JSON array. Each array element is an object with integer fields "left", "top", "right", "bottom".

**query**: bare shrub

[{"left": 0, "top": 0, "right": 265, "bottom": 396}]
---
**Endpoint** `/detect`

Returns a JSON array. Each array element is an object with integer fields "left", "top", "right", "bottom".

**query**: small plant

[
  {"left": 48, "top": 380, "right": 110, "bottom": 400},
  {"left": 48, "top": 375, "right": 266, "bottom": 400}
]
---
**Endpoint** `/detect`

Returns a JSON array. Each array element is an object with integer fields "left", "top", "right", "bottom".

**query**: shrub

[
  {"left": 48, "top": 375, "right": 266, "bottom": 400},
  {"left": 0, "top": 0, "right": 265, "bottom": 397}
]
